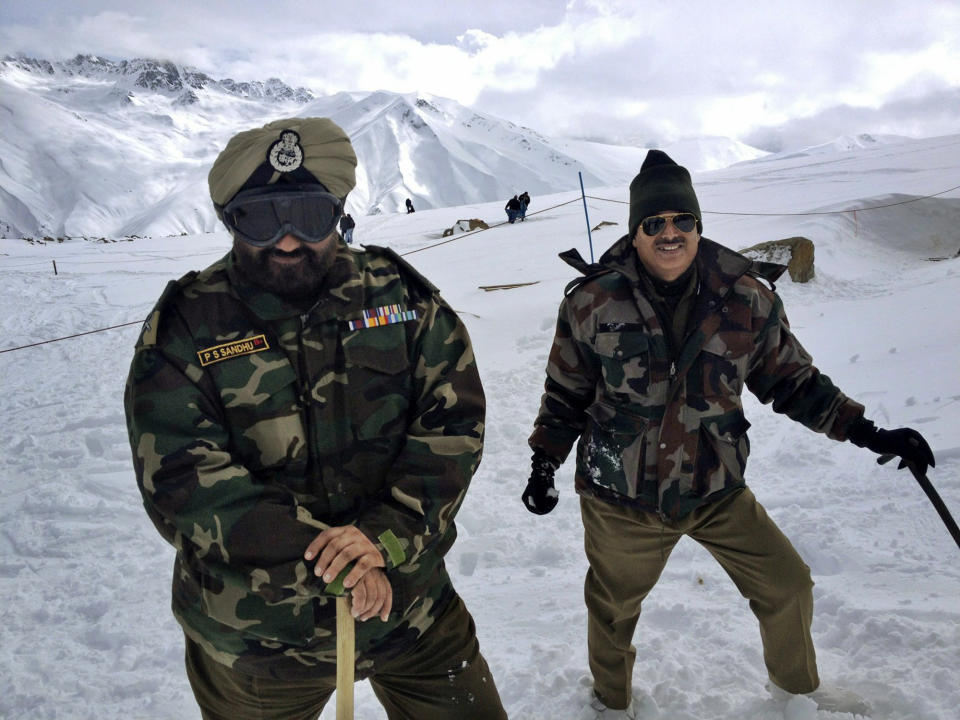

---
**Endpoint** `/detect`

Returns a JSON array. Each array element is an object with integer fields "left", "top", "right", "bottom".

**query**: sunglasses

[
  {"left": 220, "top": 185, "right": 343, "bottom": 247},
  {"left": 640, "top": 212, "right": 698, "bottom": 236}
]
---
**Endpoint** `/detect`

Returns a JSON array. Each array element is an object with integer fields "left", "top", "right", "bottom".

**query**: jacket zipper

[
  {"left": 646, "top": 283, "right": 699, "bottom": 519},
  {"left": 298, "top": 313, "right": 318, "bottom": 484}
]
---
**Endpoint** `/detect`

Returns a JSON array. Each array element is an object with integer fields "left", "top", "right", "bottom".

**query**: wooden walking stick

[{"left": 336, "top": 594, "right": 355, "bottom": 720}]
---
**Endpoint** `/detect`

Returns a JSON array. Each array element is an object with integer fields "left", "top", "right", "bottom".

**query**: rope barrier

[
  {"left": 0, "top": 320, "right": 143, "bottom": 355},
  {"left": 0, "top": 198, "right": 583, "bottom": 354},
  {"left": 0, "top": 248, "right": 226, "bottom": 273},
  {"left": 584, "top": 181, "right": 960, "bottom": 216},
  {"left": 3, "top": 180, "right": 957, "bottom": 356}
]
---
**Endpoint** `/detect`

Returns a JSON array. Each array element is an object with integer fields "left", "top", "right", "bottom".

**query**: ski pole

[
  {"left": 336, "top": 595, "right": 355, "bottom": 720},
  {"left": 879, "top": 454, "right": 960, "bottom": 550}
]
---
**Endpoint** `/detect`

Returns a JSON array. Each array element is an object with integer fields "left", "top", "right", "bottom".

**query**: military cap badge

[{"left": 268, "top": 129, "right": 304, "bottom": 173}]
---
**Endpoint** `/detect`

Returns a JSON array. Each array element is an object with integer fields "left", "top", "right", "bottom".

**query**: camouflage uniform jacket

[
  {"left": 124, "top": 242, "right": 484, "bottom": 679},
  {"left": 529, "top": 235, "right": 864, "bottom": 520}
]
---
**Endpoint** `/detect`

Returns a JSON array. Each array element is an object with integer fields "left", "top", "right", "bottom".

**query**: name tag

[{"left": 197, "top": 334, "right": 270, "bottom": 366}]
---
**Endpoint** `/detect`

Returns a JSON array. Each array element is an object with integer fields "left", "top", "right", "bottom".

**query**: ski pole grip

[{"left": 324, "top": 565, "right": 352, "bottom": 596}]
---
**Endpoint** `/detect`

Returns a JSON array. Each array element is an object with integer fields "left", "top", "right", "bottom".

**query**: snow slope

[{"left": 1, "top": 133, "right": 959, "bottom": 720}]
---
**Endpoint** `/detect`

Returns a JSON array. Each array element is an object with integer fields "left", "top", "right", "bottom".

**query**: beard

[{"left": 233, "top": 237, "right": 338, "bottom": 301}]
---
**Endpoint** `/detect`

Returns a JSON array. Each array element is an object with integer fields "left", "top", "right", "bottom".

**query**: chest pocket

[
  {"left": 595, "top": 330, "right": 652, "bottom": 398},
  {"left": 213, "top": 351, "right": 305, "bottom": 472},
  {"left": 342, "top": 324, "right": 412, "bottom": 440},
  {"left": 700, "top": 333, "right": 752, "bottom": 400}
]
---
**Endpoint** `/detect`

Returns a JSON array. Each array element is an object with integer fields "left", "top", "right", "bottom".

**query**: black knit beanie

[{"left": 628, "top": 150, "right": 702, "bottom": 238}]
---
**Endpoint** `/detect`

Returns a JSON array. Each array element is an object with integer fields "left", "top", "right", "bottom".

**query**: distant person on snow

[
  {"left": 124, "top": 117, "right": 506, "bottom": 720},
  {"left": 405, "top": 197, "right": 415, "bottom": 213},
  {"left": 518, "top": 191, "right": 531, "bottom": 221},
  {"left": 521, "top": 149, "right": 935, "bottom": 719},
  {"left": 505, "top": 195, "right": 522, "bottom": 224},
  {"left": 339, "top": 211, "right": 355, "bottom": 244}
]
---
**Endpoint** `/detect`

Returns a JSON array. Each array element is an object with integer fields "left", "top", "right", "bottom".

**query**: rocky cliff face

[{"left": 2, "top": 53, "right": 315, "bottom": 102}]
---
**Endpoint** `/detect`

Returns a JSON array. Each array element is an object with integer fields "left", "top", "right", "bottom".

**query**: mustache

[
  {"left": 266, "top": 247, "right": 307, "bottom": 259},
  {"left": 654, "top": 237, "right": 685, "bottom": 246}
]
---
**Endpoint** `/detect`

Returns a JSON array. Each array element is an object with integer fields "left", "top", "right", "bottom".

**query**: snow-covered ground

[{"left": 1, "top": 134, "right": 959, "bottom": 720}]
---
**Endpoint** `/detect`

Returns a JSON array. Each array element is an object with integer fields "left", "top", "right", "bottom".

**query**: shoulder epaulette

[
  {"left": 564, "top": 268, "right": 616, "bottom": 297},
  {"left": 136, "top": 270, "right": 199, "bottom": 347},
  {"left": 745, "top": 260, "right": 787, "bottom": 292},
  {"left": 361, "top": 244, "right": 441, "bottom": 296},
  {"left": 558, "top": 246, "right": 615, "bottom": 297}
]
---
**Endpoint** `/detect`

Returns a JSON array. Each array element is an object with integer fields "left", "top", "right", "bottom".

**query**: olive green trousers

[
  {"left": 185, "top": 594, "right": 507, "bottom": 720},
  {"left": 581, "top": 487, "right": 818, "bottom": 710}
]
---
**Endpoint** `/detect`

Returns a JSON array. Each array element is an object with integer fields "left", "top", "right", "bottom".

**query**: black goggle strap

[
  {"left": 238, "top": 163, "right": 322, "bottom": 195},
  {"left": 216, "top": 178, "right": 336, "bottom": 215}
]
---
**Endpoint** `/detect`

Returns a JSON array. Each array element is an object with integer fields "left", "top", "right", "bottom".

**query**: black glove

[
  {"left": 522, "top": 453, "right": 559, "bottom": 515},
  {"left": 848, "top": 417, "right": 936, "bottom": 477}
]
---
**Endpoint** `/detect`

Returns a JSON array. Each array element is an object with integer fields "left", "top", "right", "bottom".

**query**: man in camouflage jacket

[
  {"left": 522, "top": 150, "right": 934, "bottom": 718},
  {"left": 125, "top": 118, "right": 506, "bottom": 719}
]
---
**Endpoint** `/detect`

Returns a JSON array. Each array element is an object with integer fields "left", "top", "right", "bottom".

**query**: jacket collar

[{"left": 560, "top": 233, "right": 758, "bottom": 299}]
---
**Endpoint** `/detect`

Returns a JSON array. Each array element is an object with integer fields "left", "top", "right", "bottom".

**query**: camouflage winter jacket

[
  {"left": 529, "top": 235, "right": 864, "bottom": 520},
  {"left": 124, "top": 241, "right": 484, "bottom": 679}
]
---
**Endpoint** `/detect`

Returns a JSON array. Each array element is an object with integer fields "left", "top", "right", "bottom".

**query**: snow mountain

[
  {"left": 0, "top": 54, "right": 766, "bottom": 239},
  {"left": 745, "top": 132, "right": 913, "bottom": 164}
]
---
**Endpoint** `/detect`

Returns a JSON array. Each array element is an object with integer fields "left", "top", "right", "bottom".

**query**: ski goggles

[
  {"left": 219, "top": 185, "right": 343, "bottom": 247},
  {"left": 640, "top": 212, "right": 698, "bottom": 236}
]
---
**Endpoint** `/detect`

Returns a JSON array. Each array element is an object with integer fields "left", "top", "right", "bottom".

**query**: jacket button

[{"left": 659, "top": 442, "right": 667, "bottom": 449}]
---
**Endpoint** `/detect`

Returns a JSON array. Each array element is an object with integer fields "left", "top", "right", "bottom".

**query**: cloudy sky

[{"left": 2, "top": 0, "right": 959, "bottom": 150}]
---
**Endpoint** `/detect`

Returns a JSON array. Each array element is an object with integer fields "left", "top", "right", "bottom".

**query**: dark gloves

[
  {"left": 848, "top": 417, "right": 936, "bottom": 477},
  {"left": 522, "top": 453, "right": 560, "bottom": 515}
]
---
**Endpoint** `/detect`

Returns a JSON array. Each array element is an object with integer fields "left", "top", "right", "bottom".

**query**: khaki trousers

[
  {"left": 185, "top": 594, "right": 507, "bottom": 720},
  {"left": 581, "top": 487, "right": 818, "bottom": 710}
]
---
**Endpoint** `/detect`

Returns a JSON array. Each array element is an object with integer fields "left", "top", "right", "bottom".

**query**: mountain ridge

[
  {"left": 2, "top": 53, "right": 762, "bottom": 238},
  {"left": 1, "top": 53, "right": 317, "bottom": 103}
]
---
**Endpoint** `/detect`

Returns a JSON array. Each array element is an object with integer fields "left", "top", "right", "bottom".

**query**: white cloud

[{"left": 1, "top": 0, "right": 959, "bottom": 148}]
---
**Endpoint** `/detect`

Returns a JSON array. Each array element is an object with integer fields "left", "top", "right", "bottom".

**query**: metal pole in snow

[
  {"left": 53, "top": 260, "right": 58, "bottom": 275},
  {"left": 578, "top": 171, "right": 595, "bottom": 263}
]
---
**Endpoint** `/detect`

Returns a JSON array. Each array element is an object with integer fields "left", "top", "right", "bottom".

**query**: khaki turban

[{"left": 208, "top": 117, "right": 357, "bottom": 207}]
